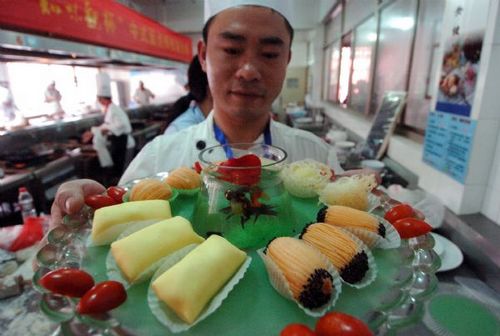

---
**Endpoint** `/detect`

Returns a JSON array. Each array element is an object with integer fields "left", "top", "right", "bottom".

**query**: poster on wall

[
  {"left": 423, "top": 111, "right": 477, "bottom": 183},
  {"left": 436, "top": 31, "right": 484, "bottom": 117}
]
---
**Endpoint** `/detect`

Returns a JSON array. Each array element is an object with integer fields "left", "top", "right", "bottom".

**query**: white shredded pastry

[
  {"left": 318, "top": 175, "right": 377, "bottom": 210},
  {"left": 280, "top": 159, "right": 333, "bottom": 198}
]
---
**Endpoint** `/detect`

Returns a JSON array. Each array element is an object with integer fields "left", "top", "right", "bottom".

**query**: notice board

[
  {"left": 423, "top": 111, "right": 477, "bottom": 183},
  {"left": 361, "top": 91, "right": 407, "bottom": 160}
]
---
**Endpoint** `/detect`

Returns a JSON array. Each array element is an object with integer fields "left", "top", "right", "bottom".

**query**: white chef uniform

[{"left": 119, "top": 113, "right": 341, "bottom": 185}]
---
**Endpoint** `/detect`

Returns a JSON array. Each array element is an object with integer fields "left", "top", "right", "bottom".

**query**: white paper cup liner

[
  {"left": 147, "top": 244, "right": 251, "bottom": 333},
  {"left": 373, "top": 215, "right": 401, "bottom": 249},
  {"left": 257, "top": 247, "right": 342, "bottom": 317},
  {"left": 367, "top": 193, "right": 381, "bottom": 212},
  {"left": 341, "top": 227, "right": 384, "bottom": 249}
]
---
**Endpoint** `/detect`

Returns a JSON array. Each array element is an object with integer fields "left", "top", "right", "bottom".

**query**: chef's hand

[
  {"left": 336, "top": 168, "right": 382, "bottom": 185},
  {"left": 50, "top": 179, "right": 105, "bottom": 229}
]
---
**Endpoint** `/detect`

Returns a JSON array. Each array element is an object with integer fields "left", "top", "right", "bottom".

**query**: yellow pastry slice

[
  {"left": 152, "top": 235, "right": 246, "bottom": 324},
  {"left": 91, "top": 200, "right": 171, "bottom": 245},
  {"left": 111, "top": 216, "right": 204, "bottom": 284}
]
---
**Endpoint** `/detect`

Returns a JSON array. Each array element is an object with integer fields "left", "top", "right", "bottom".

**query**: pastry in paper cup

[
  {"left": 148, "top": 237, "right": 251, "bottom": 333},
  {"left": 300, "top": 224, "right": 377, "bottom": 289},
  {"left": 258, "top": 237, "right": 342, "bottom": 317},
  {"left": 106, "top": 216, "right": 204, "bottom": 287},
  {"left": 317, "top": 175, "right": 378, "bottom": 211},
  {"left": 280, "top": 159, "right": 333, "bottom": 198},
  {"left": 373, "top": 215, "right": 401, "bottom": 249}
]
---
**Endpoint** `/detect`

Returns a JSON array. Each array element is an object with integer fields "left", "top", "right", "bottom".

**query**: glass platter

[{"left": 33, "top": 185, "right": 440, "bottom": 336}]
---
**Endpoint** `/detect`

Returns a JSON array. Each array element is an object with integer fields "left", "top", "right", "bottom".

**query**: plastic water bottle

[{"left": 18, "top": 187, "right": 37, "bottom": 221}]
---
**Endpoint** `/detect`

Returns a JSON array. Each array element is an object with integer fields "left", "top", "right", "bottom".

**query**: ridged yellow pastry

[
  {"left": 164, "top": 167, "right": 201, "bottom": 190},
  {"left": 111, "top": 216, "right": 204, "bottom": 283},
  {"left": 265, "top": 237, "right": 333, "bottom": 309},
  {"left": 152, "top": 235, "right": 246, "bottom": 324},
  {"left": 91, "top": 200, "right": 171, "bottom": 245},
  {"left": 130, "top": 179, "right": 173, "bottom": 201},
  {"left": 300, "top": 223, "right": 368, "bottom": 284},
  {"left": 317, "top": 205, "right": 386, "bottom": 238}
]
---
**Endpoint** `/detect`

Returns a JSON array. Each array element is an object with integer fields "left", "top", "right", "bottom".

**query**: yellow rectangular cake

[
  {"left": 111, "top": 216, "right": 204, "bottom": 284},
  {"left": 152, "top": 235, "right": 246, "bottom": 324},
  {"left": 91, "top": 200, "right": 171, "bottom": 245}
]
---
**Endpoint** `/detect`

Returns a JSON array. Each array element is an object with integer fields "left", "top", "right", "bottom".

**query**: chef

[
  {"left": 44, "top": 81, "right": 65, "bottom": 119},
  {"left": 50, "top": 3, "right": 373, "bottom": 226},
  {"left": 91, "top": 73, "right": 135, "bottom": 184}
]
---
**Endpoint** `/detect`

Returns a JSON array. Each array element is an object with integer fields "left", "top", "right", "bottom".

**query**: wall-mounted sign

[
  {"left": 423, "top": 111, "right": 476, "bottom": 183},
  {"left": 436, "top": 31, "right": 483, "bottom": 117},
  {"left": 360, "top": 91, "right": 407, "bottom": 160},
  {"left": 0, "top": 0, "right": 192, "bottom": 63}
]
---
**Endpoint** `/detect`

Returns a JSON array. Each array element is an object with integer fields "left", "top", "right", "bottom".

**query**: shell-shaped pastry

[
  {"left": 300, "top": 223, "right": 370, "bottom": 285},
  {"left": 317, "top": 205, "right": 385, "bottom": 237},
  {"left": 164, "top": 167, "right": 201, "bottom": 190},
  {"left": 130, "top": 179, "right": 173, "bottom": 201},
  {"left": 265, "top": 237, "right": 334, "bottom": 309}
]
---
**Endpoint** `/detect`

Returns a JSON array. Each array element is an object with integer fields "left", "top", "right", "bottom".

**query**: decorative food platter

[{"left": 34, "top": 189, "right": 440, "bottom": 335}]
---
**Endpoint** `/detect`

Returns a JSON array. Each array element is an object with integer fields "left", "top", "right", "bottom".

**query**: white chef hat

[
  {"left": 203, "top": 0, "right": 292, "bottom": 23},
  {"left": 96, "top": 72, "right": 112, "bottom": 97}
]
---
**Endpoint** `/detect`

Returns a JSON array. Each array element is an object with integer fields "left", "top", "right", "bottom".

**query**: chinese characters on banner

[{"left": 0, "top": 0, "right": 192, "bottom": 63}]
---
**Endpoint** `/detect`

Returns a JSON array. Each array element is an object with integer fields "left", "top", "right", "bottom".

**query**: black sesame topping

[
  {"left": 340, "top": 251, "right": 369, "bottom": 284},
  {"left": 263, "top": 237, "right": 278, "bottom": 254},
  {"left": 298, "top": 268, "right": 333, "bottom": 309},
  {"left": 317, "top": 206, "right": 328, "bottom": 222},
  {"left": 298, "top": 222, "right": 315, "bottom": 239},
  {"left": 378, "top": 223, "right": 386, "bottom": 238}
]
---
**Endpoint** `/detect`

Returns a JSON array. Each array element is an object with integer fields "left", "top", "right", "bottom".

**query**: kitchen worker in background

[
  {"left": 164, "top": 55, "right": 213, "bottom": 135},
  {"left": 0, "top": 81, "right": 16, "bottom": 125},
  {"left": 50, "top": 4, "right": 375, "bottom": 227},
  {"left": 82, "top": 73, "right": 135, "bottom": 185},
  {"left": 44, "top": 81, "right": 65, "bottom": 119},
  {"left": 133, "top": 81, "right": 155, "bottom": 106}
]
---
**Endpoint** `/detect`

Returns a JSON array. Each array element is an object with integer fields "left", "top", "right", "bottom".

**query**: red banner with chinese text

[{"left": 0, "top": 0, "right": 192, "bottom": 63}]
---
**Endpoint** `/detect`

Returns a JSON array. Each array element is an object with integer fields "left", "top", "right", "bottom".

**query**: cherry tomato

[
  {"left": 76, "top": 281, "right": 127, "bottom": 315},
  {"left": 384, "top": 203, "right": 415, "bottom": 224},
  {"left": 392, "top": 217, "right": 432, "bottom": 239},
  {"left": 106, "top": 186, "right": 126, "bottom": 203},
  {"left": 280, "top": 324, "right": 316, "bottom": 336},
  {"left": 39, "top": 268, "right": 95, "bottom": 298},
  {"left": 84, "top": 194, "right": 118, "bottom": 209},
  {"left": 315, "top": 312, "right": 373, "bottom": 336}
]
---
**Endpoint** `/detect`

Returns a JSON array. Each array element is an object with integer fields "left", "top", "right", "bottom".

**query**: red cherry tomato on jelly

[
  {"left": 384, "top": 203, "right": 415, "bottom": 224},
  {"left": 280, "top": 323, "right": 316, "bottom": 336},
  {"left": 315, "top": 312, "right": 373, "bottom": 336},
  {"left": 106, "top": 186, "right": 126, "bottom": 203},
  {"left": 76, "top": 280, "right": 127, "bottom": 315},
  {"left": 39, "top": 268, "right": 95, "bottom": 298},
  {"left": 84, "top": 194, "right": 118, "bottom": 209},
  {"left": 392, "top": 217, "right": 432, "bottom": 239}
]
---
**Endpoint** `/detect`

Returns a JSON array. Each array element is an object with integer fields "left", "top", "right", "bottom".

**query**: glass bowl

[{"left": 192, "top": 143, "right": 295, "bottom": 249}]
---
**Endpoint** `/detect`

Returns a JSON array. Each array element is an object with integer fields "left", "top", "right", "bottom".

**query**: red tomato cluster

[
  {"left": 280, "top": 312, "right": 373, "bottom": 336},
  {"left": 384, "top": 203, "right": 432, "bottom": 239},
  {"left": 40, "top": 268, "right": 127, "bottom": 315},
  {"left": 84, "top": 186, "right": 127, "bottom": 210}
]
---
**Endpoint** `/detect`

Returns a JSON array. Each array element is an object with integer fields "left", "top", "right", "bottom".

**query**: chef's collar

[{"left": 213, "top": 121, "right": 272, "bottom": 158}]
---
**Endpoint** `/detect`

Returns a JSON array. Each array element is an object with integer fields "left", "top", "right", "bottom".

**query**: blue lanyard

[{"left": 213, "top": 121, "right": 272, "bottom": 158}]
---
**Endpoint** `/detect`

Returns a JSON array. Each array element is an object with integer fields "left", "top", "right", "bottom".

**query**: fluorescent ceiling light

[{"left": 387, "top": 17, "right": 415, "bottom": 31}]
